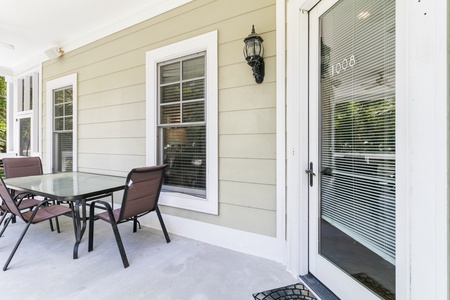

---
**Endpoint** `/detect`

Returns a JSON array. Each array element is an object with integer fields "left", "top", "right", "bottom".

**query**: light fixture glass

[{"left": 243, "top": 25, "right": 265, "bottom": 84}]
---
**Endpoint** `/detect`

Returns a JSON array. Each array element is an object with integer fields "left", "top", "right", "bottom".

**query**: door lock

[{"left": 305, "top": 162, "right": 316, "bottom": 187}]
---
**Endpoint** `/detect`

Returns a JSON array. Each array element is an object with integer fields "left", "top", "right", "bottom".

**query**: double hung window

[
  {"left": 46, "top": 73, "right": 77, "bottom": 173},
  {"left": 157, "top": 53, "right": 206, "bottom": 198},
  {"left": 146, "top": 31, "right": 218, "bottom": 214},
  {"left": 52, "top": 87, "right": 73, "bottom": 172}
]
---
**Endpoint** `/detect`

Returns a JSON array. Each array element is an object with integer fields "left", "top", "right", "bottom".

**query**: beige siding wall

[{"left": 42, "top": 0, "right": 277, "bottom": 236}]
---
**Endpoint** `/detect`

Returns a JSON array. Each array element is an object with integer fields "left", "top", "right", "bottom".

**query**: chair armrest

[{"left": 89, "top": 199, "right": 113, "bottom": 211}]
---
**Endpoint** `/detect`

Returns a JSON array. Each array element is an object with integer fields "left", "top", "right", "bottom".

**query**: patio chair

[
  {"left": 1, "top": 156, "right": 60, "bottom": 233},
  {"left": 88, "top": 165, "right": 170, "bottom": 268},
  {"left": 0, "top": 195, "right": 40, "bottom": 232},
  {"left": 0, "top": 177, "right": 73, "bottom": 271},
  {"left": 3, "top": 156, "right": 44, "bottom": 179}
]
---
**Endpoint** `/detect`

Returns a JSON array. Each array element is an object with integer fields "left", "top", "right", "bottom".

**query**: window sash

[
  {"left": 157, "top": 53, "right": 207, "bottom": 197},
  {"left": 146, "top": 30, "right": 218, "bottom": 214}
]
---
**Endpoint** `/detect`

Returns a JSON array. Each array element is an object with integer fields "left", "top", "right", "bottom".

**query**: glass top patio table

[
  {"left": 4, "top": 172, "right": 126, "bottom": 259},
  {"left": 4, "top": 171, "right": 126, "bottom": 201}
]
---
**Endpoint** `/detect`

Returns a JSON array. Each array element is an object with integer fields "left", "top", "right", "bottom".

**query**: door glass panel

[
  {"left": 319, "top": 0, "right": 395, "bottom": 298},
  {"left": 19, "top": 117, "right": 31, "bottom": 156}
]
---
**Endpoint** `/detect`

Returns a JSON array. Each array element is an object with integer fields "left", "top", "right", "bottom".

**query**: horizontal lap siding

[{"left": 42, "top": 0, "right": 277, "bottom": 236}]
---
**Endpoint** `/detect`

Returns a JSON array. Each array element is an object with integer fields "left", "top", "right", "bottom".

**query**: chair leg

[
  {"left": 132, "top": 217, "right": 141, "bottom": 233},
  {"left": 55, "top": 216, "right": 61, "bottom": 233},
  {"left": 0, "top": 216, "right": 12, "bottom": 238},
  {"left": 88, "top": 205, "right": 96, "bottom": 252},
  {"left": 3, "top": 221, "right": 33, "bottom": 271},
  {"left": 156, "top": 206, "right": 170, "bottom": 243},
  {"left": 110, "top": 222, "right": 129, "bottom": 268},
  {"left": 49, "top": 219, "right": 55, "bottom": 232},
  {"left": 0, "top": 210, "right": 8, "bottom": 227}
]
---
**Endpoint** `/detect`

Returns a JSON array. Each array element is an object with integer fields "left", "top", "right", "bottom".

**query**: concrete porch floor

[{"left": 0, "top": 216, "right": 298, "bottom": 299}]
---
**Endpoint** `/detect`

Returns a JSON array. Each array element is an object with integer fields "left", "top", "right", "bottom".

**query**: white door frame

[
  {"left": 285, "top": 0, "right": 448, "bottom": 299},
  {"left": 285, "top": 0, "right": 312, "bottom": 277}
]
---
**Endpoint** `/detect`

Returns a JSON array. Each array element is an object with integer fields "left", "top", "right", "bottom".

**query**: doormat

[
  {"left": 352, "top": 273, "right": 395, "bottom": 300},
  {"left": 253, "top": 283, "right": 317, "bottom": 300}
]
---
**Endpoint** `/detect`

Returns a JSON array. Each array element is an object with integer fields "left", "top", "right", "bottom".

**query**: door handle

[{"left": 305, "top": 162, "right": 316, "bottom": 187}]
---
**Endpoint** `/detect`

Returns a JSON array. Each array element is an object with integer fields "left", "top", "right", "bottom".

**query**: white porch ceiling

[{"left": 0, "top": 0, "right": 190, "bottom": 75}]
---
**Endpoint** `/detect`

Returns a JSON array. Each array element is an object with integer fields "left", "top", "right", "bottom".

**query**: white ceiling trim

[
  {"left": 61, "top": 0, "right": 192, "bottom": 54},
  {"left": 6, "top": 0, "right": 192, "bottom": 76}
]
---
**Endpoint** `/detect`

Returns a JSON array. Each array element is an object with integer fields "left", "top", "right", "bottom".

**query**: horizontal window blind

[
  {"left": 320, "top": 0, "right": 395, "bottom": 263},
  {"left": 158, "top": 53, "right": 206, "bottom": 198}
]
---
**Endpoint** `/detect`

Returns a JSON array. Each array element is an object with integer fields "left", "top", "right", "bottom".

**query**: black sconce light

[{"left": 243, "top": 25, "right": 264, "bottom": 84}]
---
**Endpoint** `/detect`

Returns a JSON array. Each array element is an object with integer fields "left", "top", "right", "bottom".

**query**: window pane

[
  {"left": 64, "top": 88, "right": 72, "bottom": 101},
  {"left": 54, "top": 90, "right": 64, "bottom": 104},
  {"left": 160, "top": 62, "right": 180, "bottom": 84},
  {"left": 55, "top": 118, "right": 64, "bottom": 131},
  {"left": 55, "top": 104, "right": 64, "bottom": 117},
  {"left": 183, "top": 101, "right": 204, "bottom": 123},
  {"left": 161, "top": 125, "right": 206, "bottom": 196},
  {"left": 29, "top": 76, "right": 33, "bottom": 110},
  {"left": 65, "top": 116, "right": 73, "bottom": 130},
  {"left": 182, "top": 56, "right": 205, "bottom": 80},
  {"left": 53, "top": 132, "right": 73, "bottom": 172},
  {"left": 65, "top": 102, "right": 73, "bottom": 116},
  {"left": 161, "top": 84, "right": 180, "bottom": 103},
  {"left": 183, "top": 79, "right": 205, "bottom": 101},
  {"left": 319, "top": 0, "right": 396, "bottom": 295},
  {"left": 160, "top": 104, "right": 181, "bottom": 124}
]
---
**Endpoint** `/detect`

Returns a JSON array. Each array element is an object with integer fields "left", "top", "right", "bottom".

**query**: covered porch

[{"left": 0, "top": 216, "right": 301, "bottom": 299}]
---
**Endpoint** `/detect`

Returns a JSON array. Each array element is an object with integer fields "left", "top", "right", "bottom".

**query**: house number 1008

[{"left": 331, "top": 55, "right": 356, "bottom": 76}]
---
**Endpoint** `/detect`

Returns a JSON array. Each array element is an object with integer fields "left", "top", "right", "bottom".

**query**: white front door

[{"left": 308, "top": 0, "right": 396, "bottom": 299}]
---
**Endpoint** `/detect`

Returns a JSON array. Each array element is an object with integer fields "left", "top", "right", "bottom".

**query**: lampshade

[{"left": 165, "top": 128, "right": 187, "bottom": 145}]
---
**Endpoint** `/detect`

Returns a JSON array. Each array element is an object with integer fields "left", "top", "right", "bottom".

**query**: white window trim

[
  {"left": 8, "top": 71, "right": 41, "bottom": 157},
  {"left": 45, "top": 73, "right": 78, "bottom": 173},
  {"left": 146, "top": 31, "right": 218, "bottom": 215}
]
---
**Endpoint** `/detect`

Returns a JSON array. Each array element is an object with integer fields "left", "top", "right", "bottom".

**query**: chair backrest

[
  {"left": 119, "top": 165, "right": 168, "bottom": 221},
  {"left": 2, "top": 157, "right": 43, "bottom": 179},
  {"left": 0, "top": 177, "right": 23, "bottom": 218}
]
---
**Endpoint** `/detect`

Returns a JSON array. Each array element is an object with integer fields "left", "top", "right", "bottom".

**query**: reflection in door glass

[{"left": 319, "top": 0, "right": 395, "bottom": 298}]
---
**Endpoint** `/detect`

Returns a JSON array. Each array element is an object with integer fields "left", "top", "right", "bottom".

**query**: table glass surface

[{"left": 4, "top": 172, "right": 126, "bottom": 201}]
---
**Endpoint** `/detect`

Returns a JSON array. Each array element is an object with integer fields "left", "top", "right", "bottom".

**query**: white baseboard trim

[{"left": 141, "top": 213, "right": 286, "bottom": 264}]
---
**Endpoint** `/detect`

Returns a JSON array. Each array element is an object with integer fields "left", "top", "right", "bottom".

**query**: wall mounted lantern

[{"left": 243, "top": 25, "right": 264, "bottom": 84}]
